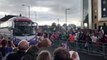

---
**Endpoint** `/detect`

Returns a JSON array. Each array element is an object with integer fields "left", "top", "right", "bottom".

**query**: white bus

[{"left": 0, "top": 16, "right": 37, "bottom": 45}]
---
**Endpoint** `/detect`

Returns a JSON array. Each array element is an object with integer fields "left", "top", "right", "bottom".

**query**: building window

[
  {"left": 94, "top": 24, "right": 97, "bottom": 29},
  {"left": 103, "top": 23, "right": 106, "bottom": 26},
  {"left": 103, "top": 8, "right": 106, "bottom": 11},
  {"left": 94, "top": 16, "right": 97, "bottom": 19},
  {"left": 84, "top": 23, "right": 88, "bottom": 28},
  {"left": 101, "top": 0, "right": 107, "bottom": 18},
  {"left": 103, "top": 14, "right": 106, "bottom": 17},
  {"left": 103, "top": 1, "right": 106, "bottom": 4}
]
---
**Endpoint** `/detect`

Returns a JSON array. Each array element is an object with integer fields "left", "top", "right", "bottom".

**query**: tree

[
  {"left": 50, "top": 22, "right": 57, "bottom": 32},
  {"left": 56, "top": 24, "right": 61, "bottom": 31},
  {"left": 62, "top": 23, "right": 67, "bottom": 31}
]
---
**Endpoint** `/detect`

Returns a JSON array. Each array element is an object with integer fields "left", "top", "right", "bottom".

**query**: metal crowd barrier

[
  {"left": 51, "top": 40, "right": 107, "bottom": 58},
  {"left": 68, "top": 40, "right": 107, "bottom": 59}
]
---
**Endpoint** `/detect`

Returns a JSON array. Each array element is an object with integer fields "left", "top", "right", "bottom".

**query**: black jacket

[
  {"left": 21, "top": 46, "right": 39, "bottom": 60},
  {"left": 0, "top": 52, "right": 2, "bottom": 60},
  {"left": 6, "top": 50, "right": 26, "bottom": 60}
]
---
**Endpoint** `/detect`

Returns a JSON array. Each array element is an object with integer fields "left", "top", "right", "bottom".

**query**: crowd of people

[
  {"left": 1, "top": 26, "right": 107, "bottom": 60},
  {"left": 36, "top": 28, "right": 107, "bottom": 52},
  {"left": 0, "top": 34, "right": 80, "bottom": 60},
  {"left": 38, "top": 29, "right": 107, "bottom": 46}
]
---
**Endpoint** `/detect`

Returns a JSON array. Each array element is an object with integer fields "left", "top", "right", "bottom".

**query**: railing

[
  {"left": 68, "top": 40, "right": 107, "bottom": 59},
  {"left": 52, "top": 40, "right": 107, "bottom": 59}
]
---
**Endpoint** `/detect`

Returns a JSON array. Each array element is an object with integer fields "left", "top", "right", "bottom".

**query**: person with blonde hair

[
  {"left": 6, "top": 39, "right": 29, "bottom": 60},
  {"left": 69, "top": 51, "right": 80, "bottom": 60},
  {"left": 37, "top": 38, "right": 52, "bottom": 48},
  {"left": 37, "top": 50, "right": 52, "bottom": 60},
  {"left": 17, "top": 39, "right": 29, "bottom": 50}
]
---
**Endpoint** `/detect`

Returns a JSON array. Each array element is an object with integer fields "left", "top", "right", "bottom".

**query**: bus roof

[
  {"left": 15, "top": 17, "right": 32, "bottom": 22},
  {"left": 7, "top": 16, "right": 32, "bottom": 22},
  {"left": 15, "top": 18, "right": 32, "bottom": 22}
]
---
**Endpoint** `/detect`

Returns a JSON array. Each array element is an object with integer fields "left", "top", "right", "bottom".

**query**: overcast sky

[{"left": 0, "top": 0, "right": 82, "bottom": 26}]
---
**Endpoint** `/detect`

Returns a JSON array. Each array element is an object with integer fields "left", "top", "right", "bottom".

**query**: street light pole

[
  {"left": 35, "top": 12, "right": 37, "bottom": 22},
  {"left": 22, "top": 4, "right": 30, "bottom": 18},
  {"left": 65, "top": 8, "right": 70, "bottom": 33},
  {"left": 65, "top": 9, "right": 67, "bottom": 27},
  {"left": 57, "top": 18, "right": 59, "bottom": 24},
  {"left": 65, "top": 8, "right": 70, "bottom": 50},
  {"left": 28, "top": 6, "right": 30, "bottom": 18}
]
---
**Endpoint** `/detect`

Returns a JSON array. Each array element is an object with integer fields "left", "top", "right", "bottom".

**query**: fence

[
  {"left": 52, "top": 40, "right": 107, "bottom": 59},
  {"left": 68, "top": 40, "right": 107, "bottom": 59}
]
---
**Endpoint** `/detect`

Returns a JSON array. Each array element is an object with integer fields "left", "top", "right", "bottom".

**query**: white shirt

[{"left": 91, "top": 36, "right": 98, "bottom": 43}]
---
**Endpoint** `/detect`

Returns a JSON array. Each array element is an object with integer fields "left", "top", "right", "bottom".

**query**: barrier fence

[
  {"left": 52, "top": 40, "right": 107, "bottom": 59},
  {"left": 69, "top": 40, "right": 107, "bottom": 59}
]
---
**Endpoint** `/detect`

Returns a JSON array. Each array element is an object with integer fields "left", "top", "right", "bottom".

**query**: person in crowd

[
  {"left": 44, "top": 32, "right": 49, "bottom": 38},
  {"left": 37, "top": 32, "right": 44, "bottom": 41},
  {"left": 102, "top": 23, "right": 107, "bottom": 35},
  {"left": 0, "top": 39, "right": 1, "bottom": 47},
  {"left": 6, "top": 40, "right": 29, "bottom": 60},
  {"left": 59, "top": 32, "right": 68, "bottom": 41},
  {"left": 54, "top": 32, "right": 60, "bottom": 40},
  {"left": 53, "top": 47, "right": 71, "bottom": 60},
  {"left": 6, "top": 41, "right": 16, "bottom": 53},
  {"left": 59, "top": 32, "right": 68, "bottom": 49},
  {"left": 98, "top": 29, "right": 104, "bottom": 40},
  {"left": 37, "top": 38, "right": 52, "bottom": 56},
  {"left": 0, "top": 40, "right": 8, "bottom": 57},
  {"left": 21, "top": 46, "right": 39, "bottom": 60},
  {"left": 68, "top": 34, "right": 75, "bottom": 43},
  {"left": 37, "top": 50, "right": 52, "bottom": 60},
  {"left": 90, "top": 34, "right": 98, "bottom": 43},
  {"left": 74, "top": 32, "right": 78, "bottom": 41},
  {"left": 68, "top": 33, "right": 75, "bottom": 50},
  {"left": 21, "top": 38, "right": 52, "bottom": 60},
  {"left": 0, "top": 52, "right": 2, "bottom": 60},
  {"left": 37, "top": 37, "right": 44, "bottom": 43},
  {"left": 104, "top": 34, "right": 107, "bottom": 43},
  {"left": 69, "top": 51, "right": 80, "bottom": 60},
  {"left": 50, "top": 32, "right": 56, "bottom": 42},
  {"left": 84, "top": 32, "right": 92, "bottom": 48},
  {"left": 0, "top": 34, "right": 3, "bottom": 40},
  {"left": 37, "top": 38, "right": 52, "bottom": 48}
]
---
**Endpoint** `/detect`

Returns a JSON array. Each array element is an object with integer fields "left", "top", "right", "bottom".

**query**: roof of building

[{"left": 0, "top": 15, "right": 17, "bottom": 22}]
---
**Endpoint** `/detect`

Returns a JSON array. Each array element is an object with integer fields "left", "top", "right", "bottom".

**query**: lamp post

[
  {"left": 22, "top": 4, "right": 30, "bottom": 18},
  {"left": 65, "top": 8, "right": 70, "bottom": 50},
  {"left": 35, "top": 12, "right": 37, "bottom": 22},
  {"left": 57, "top": 18, "right": 59, "bottom": 31},
  {"left": 57, "top": 18, "right": 59, "bottom": 24},
  {"left": 65, "top": 8, "right": 70, "bottom": 33}
]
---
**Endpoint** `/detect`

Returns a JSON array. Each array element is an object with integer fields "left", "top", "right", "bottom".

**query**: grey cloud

[{"left": 0, "top": 0, "right": 81, "bottom": 25}]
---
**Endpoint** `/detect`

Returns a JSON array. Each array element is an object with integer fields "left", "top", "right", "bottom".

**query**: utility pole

[
  {"left": 65, "top": 8, "right": 70, "bottom": 33},
  {"left": 65, "top": 8, "right": 70, "bottom": 50},
  {"left": 57, "top": 18, "right": 59, "bottom": 24},
  {"left": 22, "top": 4, "right": 30, "bottom": 18}
]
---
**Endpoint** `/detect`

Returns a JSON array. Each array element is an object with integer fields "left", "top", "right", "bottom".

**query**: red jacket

[{"left": 69, "top": 34, "right": 75, "bottom": 43}]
